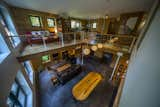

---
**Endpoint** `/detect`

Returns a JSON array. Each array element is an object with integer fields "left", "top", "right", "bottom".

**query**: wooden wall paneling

[{"left": 9, "top": 6, "right": 58, "bottom": 35}]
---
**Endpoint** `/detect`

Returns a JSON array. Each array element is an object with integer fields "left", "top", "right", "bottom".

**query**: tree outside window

[
  {"left": 29, "top": 16, "right": 42, "bottom": 27},
  {"left": 47, "top": 18, "right": 55, "bottom": 27}
]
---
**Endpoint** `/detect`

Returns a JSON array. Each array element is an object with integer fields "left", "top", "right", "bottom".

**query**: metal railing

[{"left": 6, "top": 31, "right": 137, "bottom": 56}]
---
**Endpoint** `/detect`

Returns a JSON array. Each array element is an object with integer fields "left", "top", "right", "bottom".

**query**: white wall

[{"left": 119, "top": 3, "right": 160, "bottom": 107}]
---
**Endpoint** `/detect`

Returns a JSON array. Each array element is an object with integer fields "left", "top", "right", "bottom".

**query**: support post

[
  {"left": 42, "top": 36, "right": 47, "bottom": 49},
  {"left": 81, "top": 45, "right": 84, "bottom": 65},
  {"left": 109, "top": 52, "right": 123, "bottom": 81},
  {"left": 74, "top": 32, "right": 76, "bottom": 44},
  {"left": 61, "top": 33, "right": 64, "bottom": 47}
]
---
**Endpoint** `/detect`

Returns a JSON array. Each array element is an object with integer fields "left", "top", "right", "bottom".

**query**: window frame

[
  {"left": 47, "top": 18, "right": 55, "bottom": 27},
  {"left": 8, "top": 79, "right": 27, "bottom": 107},
  {"left": 29, "top": 15, "right": 42, "bottom": 27},
  {"left": 0, "top": 8, "right": 20, "bottom": 48},
  {"left": 23, "top": 61, "right": 34, "bottom": 84}
]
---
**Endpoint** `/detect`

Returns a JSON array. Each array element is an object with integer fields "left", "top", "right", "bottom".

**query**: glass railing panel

[{"left": 16, "top": 32, "right": 136, "bottom": 57}]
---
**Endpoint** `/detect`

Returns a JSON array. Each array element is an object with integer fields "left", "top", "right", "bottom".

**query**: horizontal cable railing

[{"left": 6, "top": 32, "right": 137, "bottom": 56}]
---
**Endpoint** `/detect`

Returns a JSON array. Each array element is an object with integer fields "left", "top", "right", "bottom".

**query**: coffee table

[{"left": 72, "top": 72, "right": 102, "bottom": 101}]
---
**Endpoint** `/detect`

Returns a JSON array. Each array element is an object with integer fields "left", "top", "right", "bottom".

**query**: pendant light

[
  {"left": 91, "top": 45, "right": 98, "bottom": 51},
  {"left": 105, "top": 14, "right": 109, "bottom": 19},
  {"left": 83, "top": 16, "right": 91, "bottom": 55},
  {"left": 97, "top": 43, "right": 103, "bottom": 49},
  {"left": 83, "top": 48, "right": 90, "bottom": 55}
]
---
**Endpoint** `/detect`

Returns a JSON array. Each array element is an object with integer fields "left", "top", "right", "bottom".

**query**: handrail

[{"left": 113, "top": 78, "right": 125, "bottom": 107}]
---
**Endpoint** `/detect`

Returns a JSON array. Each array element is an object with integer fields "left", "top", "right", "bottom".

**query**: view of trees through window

[
  {"left": 29, "top": 16, "right": 41, "bottom": 27},
  {"left": 47, "top": 18, "right": 55, "bottom": 27}
]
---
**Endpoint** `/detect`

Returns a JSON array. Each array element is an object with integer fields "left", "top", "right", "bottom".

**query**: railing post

[
  {"left": 81, "top": 45, "right": 84, "bottom": 65},
  {"left": 129, "top": 37, "right": 136, "bottom": 53},
  {"left": 42, "top": 36, "right": 47, "bottom": 49},
  {"left": 74, "top": 32, "right": 76, "bottom": 44},
  {"left": 109, "top": 52, "right": 123, "bottom": 81},
  {"left": 61, "top": 33, "right": 64, "bottom": 47}
]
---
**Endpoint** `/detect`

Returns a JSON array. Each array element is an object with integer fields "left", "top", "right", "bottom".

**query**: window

[
  {"left": 52, "top": 53, "right": 59, "bottom": 60},
  {"left": 71, "top": 20, "right": 76, "bottom": 28},
  {"left": 0, "top": 33, "right": 10, "bottom": 63},
  {"left": 7, "top": 80, "right": 26, "bottom": 107},
  {"left": 71, "top": 20, "right": 81, "bottom": 28},
  {"left": 76, "top": 22, "right": 80, "bottom": 28},
  {"left": 47, "top": 18, "right": 55, "bottom": 27},
  {"left": 0, "top": 6, "right": 20, "bottom": 47},
  {"left": 92, "top": 22, "right": 97, "bottom": 28},
  {"left": 29, "top": 15, "right": 42, "bottom": 27},
  {"left": 42, "top": 55, "right": 50, "bottom": 63},
  {"left": 23, "top": 61, "right": 34, "bottom": 84},
  {"left": 7, "top": 71, "right": 33, "bottom": 107}
]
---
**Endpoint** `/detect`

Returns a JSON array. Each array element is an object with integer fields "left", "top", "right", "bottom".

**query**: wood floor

[{"left": 39, "top": 56, "right": 114, "bottom": 107}]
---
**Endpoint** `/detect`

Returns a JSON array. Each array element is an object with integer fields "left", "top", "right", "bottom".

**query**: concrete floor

[{"left": 39, "top": 56, "right": 114, "bottom": 107}]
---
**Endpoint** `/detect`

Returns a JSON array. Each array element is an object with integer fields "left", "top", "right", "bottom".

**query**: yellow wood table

[{"left": 72, "top": 72, "right": 102, "bottom": 101}]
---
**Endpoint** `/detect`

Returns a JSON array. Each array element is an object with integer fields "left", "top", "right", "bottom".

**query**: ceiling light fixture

[
  {"left": 83, "top": 48, "right": 90, "bottom": 55},
  {"left": 91, "top": 45, "right": 98, "bottom": 51},
  {"left": 97, "top": 43, "right": 103, "bottom": 49},
  {"left": 105, "top": 15, "right": 109, "bottom": 19}
]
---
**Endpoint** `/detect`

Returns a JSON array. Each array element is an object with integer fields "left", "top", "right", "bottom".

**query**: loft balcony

[{"left": 16, "top": 32, "right": 136, "bottom": 62}]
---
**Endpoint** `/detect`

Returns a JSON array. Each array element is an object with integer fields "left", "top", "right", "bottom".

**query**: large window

[
  {"left": 0, "top": 33, "right": 10, "bottom": 63},
  {"left": 71, "top": 20, "right": 81, "bottom": 29},
  {"left": 47, "top": 18, "right": 55, "bottom": 27},
  {"left": 7, "top": 80, "right": 27, "bottom": 107},
  {"left": 71, "top": 20, "right": 76, "bottom": 28},
  {"left": 29, "top": 15, "right": 42, "bottom": 27},
  {"left": 7, "top": 71, "right": 33, "bottom": 107},
  {"left": 92, "top": 22, "right": 97, "bottom": 29},
  {"left": 0, "top": 6, "right": 20, "bottom": 47},
  {"left": 76, "top": 22, "right": 80, "bottom": 28}
]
